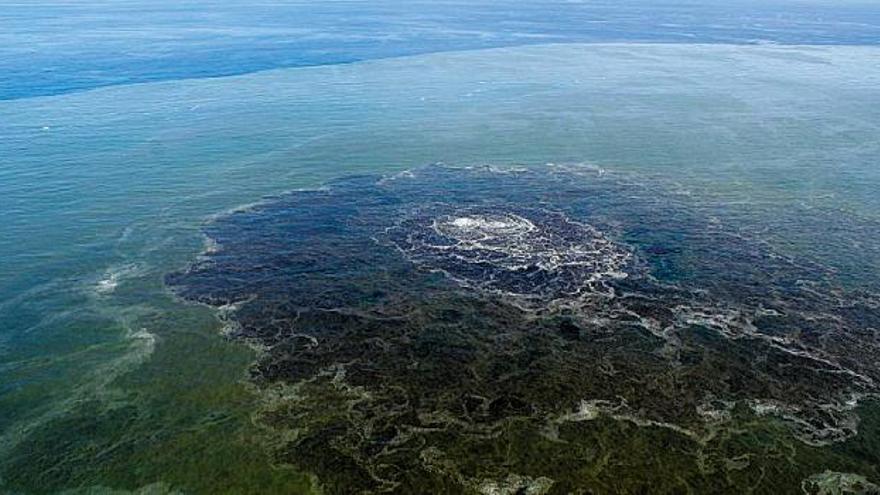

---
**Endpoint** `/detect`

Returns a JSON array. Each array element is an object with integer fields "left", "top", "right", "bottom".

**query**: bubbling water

[
  {"left": 389, "top": 208, "right": 630, "bottom": 301},
  {"left": 434, "top": 214, "right": 537, "bottom": 242}
]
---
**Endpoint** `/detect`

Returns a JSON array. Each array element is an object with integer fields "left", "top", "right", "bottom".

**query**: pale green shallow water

[{"left": 1, "top": 43, "right": 880, "bottom": 493}]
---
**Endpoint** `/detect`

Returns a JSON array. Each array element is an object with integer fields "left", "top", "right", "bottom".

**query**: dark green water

[{"left": 164, "top": 164, "right": 880, "bottom": 493}]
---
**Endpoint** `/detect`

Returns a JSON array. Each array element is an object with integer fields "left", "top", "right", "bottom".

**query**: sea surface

[{"left": 1, "top": 2, "right": 880, "bottom": 493}]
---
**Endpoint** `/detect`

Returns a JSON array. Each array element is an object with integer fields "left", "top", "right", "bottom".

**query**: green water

[{"left": 2, "top": 44, "right": 879, "bottom": 493}]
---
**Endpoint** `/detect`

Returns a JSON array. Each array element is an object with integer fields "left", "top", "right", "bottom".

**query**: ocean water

[
  {"left": 3, "top": 0, "right": 880, "bottom": 100},
  {"left": 2, "top": 2, "right": 880, "bottom": 494}
]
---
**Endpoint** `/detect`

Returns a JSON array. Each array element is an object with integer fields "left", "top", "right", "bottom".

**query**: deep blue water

[{"left": 2, "top": 0, "right": 880, "bottom": 100}]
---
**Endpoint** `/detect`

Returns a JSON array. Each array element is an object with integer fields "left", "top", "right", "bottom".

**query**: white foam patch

[
  {"left": 478, "top": 474, "right": 554, "bottom": 495},
  {"left": 391, "top": 208, "right": 630, "bottom": 303},
  {"left": 749, "top": 396, "right": 862, "bottom": 446},
  {"left": 434, "top": 213, "right": 537, "bottom": 247},
  {"left": 801, "top": 471, "right": 880, "bottom": 495},
  {"left": 95, "top": 263, "right": 144, "bottom": 294},
  {"left": 544, "top": 397, "right": 710, "bottom": 443}
]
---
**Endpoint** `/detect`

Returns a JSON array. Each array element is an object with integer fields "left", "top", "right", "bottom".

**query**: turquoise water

[
  {"left": 4, "top": 0, "right": 880, "bottom": 100},
  {"left": 2, "top": 18, "right": 880, "bottom": 494}
]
